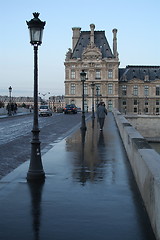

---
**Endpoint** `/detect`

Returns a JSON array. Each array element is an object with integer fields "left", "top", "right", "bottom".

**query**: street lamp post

[
  {"left": 26, "top": 12, "right": 46, "bottom": 181},
  {"left": 90, "top": 82, "right": 95, "bottom": 119},
  {"left": 80, "top": 70, "right": 87, "bottom": 131},
  {"left": 8, "top": 86, "right": 12, "bottom": 116},
  {"left": 96, "top": 86, "right": 99, "bottom": 107}
]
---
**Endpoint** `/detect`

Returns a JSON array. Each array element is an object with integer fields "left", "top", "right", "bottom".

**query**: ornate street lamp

[
  {"left": 8, "top": 86, "right": 12, "bottom": 116},
  {"left": 39, "top": 92, "right": 50, "bottom": 104},
  {"left": 26, "top": 12, "right": 46, "bottom": 181},
  {"left": 90, "top": 82, "right": 95, "bottom": 119},
  {"left": 80, "top": 70, "right": 87, "bottom": 131}
]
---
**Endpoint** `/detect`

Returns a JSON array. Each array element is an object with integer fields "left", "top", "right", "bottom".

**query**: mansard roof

[
  {"left": 119, "top": 65, "right": 160, "bottom": 82},
  {"left": 72, "top": 31, "right": 114, "bottom": 59}
]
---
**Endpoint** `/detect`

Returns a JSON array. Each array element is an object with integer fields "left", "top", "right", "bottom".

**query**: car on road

[
  {"left": 64, "top": 104, "right": 77, "bottom": 114},
  {"left": 39, "top": 105, "right": 52, "bottom": 117}
]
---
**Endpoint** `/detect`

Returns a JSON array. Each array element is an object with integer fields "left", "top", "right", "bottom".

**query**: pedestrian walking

[
  {"left": 13, "top": 103, "right": 17, "bottom": 114},
  {"left": 97, "top": 102, "right": 107, "bottom": 131}
]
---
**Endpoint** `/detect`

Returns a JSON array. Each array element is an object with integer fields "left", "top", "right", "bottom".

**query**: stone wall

[
  {"left": 113, "top": 110, "right": 160, "bottom": 240},
  {"left": 126, "top": 115, "right": 160, "bottom": 141}
]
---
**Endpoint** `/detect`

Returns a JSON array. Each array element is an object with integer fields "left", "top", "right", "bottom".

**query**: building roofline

[{"left": 126, "top": 65, "right": 160, "bottom": 68}]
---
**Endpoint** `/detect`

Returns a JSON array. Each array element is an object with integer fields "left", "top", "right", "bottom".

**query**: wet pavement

[{"left": 0, "top": 113, "right": 156, "bottom": 240}]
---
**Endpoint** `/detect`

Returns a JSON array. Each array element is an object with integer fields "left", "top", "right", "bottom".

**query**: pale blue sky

[{"left": 0, "top": 0, "right": 160, "bottom": 97}]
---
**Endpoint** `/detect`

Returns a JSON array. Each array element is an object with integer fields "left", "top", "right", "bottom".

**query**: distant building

[
  {"left": 119, "top": 65, "right": 160, "bottom": 115},
  {"left": 64, "top": 24, "right": 160, "bottom": 114},
  {"left": 49, "top": 95, "right": 65, "bottom": 110}
]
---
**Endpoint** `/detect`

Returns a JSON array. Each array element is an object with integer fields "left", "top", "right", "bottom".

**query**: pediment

[{"left": 82, "top": 44, "right": 102, "bottom": 60}]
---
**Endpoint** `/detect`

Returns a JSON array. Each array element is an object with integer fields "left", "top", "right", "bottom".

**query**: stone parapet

[{"left": 113, "top": 109, "right": 160, "bottom": 240}]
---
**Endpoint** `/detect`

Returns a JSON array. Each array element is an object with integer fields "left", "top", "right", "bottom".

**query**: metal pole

[
  {"left": 91, "top": 82, "right": 95, "bottom": 119},
  {"left": 81, "top": 80, "right": 86, "bottom": 131},
  {"left": 27, "top": 45, "right": 45, "bottom": 181},
  {"left": 9, "top": 87, "right": 12, "bottom": 116},
  {"left": 96, "top": 87, "right": 99, "bottom": 107}
]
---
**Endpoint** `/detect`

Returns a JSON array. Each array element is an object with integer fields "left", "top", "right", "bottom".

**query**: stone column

[{"left": 112, "top": 28, "right": 118, "bottom": 58}]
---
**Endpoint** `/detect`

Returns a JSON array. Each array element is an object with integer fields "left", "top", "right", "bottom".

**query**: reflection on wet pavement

[
  {"left": 0, "top": 113, "right": 156, "bottom": 240},
  {"left": 65, "top": 115, "right": 126, "bottom": 185}
]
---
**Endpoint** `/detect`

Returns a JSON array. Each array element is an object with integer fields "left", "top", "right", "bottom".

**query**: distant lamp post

[
  {"left": 90, "top": 82, "right": 95, "bottom": 119},
  {"left": 26, "top": 12, "right": 46, "bottom": 181},
  {"left": 39, "top": 92, "right": 50, "bottom": 104},
  {"left": 8, "top": 86, "right": 12, "bottom": 116},
  {"left": 80, "top": 70, "right": 87, "bottom": 131}
]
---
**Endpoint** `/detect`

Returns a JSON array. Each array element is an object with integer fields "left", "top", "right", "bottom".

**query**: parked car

[
  {"left": 39, "top": 105, "right": 52, "bottom": 117},
  {"left": 64, "top": 104, "right": 77, "bottom": 114}
]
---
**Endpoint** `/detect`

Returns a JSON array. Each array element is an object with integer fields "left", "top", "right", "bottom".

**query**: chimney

[
  {"left": 72, "top": 27, "right": 81, "bottom": 51},
  {"left": 90, "top": 24, "right": 95, "bottom": 47},
  {"left": 112, "top": 28, "right": 118, "bottom": 58}
]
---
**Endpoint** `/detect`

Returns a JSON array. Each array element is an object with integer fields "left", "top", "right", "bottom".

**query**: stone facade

[
  {"left": 64, "top": 24, "right": 119, "bottom": 111},
  {"left": 64, "top": 24, "right": 160, "bottom": 114},
  {"left": 119, "top": 66, "right": 160, "bottom": 115}
]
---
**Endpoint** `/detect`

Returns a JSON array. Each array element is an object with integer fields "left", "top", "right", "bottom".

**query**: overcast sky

[{"left": 0, "top": 0, "right": 160, "bottom": 98}]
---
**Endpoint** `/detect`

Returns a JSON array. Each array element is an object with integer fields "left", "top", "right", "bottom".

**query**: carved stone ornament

[
  {"left": 82, "top": 43, "right": 102, "bottom": 60},
  {"left": 65, "top": 48, "right": 72, "bottom": 60}
]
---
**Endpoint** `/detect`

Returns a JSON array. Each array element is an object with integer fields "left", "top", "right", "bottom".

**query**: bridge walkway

[{"left": 0, "top": 112, "right": 156, "bottom": 240}]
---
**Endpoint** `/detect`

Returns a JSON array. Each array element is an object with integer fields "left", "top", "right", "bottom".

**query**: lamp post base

[
  {"left": 27, "top": 136, "right": 45, "bottom": 182},
  {"left": 27, "top": 170, "right": 45, "bottom": 182}
]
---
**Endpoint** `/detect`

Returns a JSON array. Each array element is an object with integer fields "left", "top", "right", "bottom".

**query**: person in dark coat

[{"left": 97, "top": 102, "right": 107, "bottom": 130}]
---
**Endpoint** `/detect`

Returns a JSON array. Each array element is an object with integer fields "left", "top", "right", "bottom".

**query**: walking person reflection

[{"left": 97, "top": 102, "right": 107, "bottom": 131}]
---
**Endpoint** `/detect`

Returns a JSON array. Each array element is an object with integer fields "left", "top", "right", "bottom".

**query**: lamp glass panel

[{"left": 30, "top": 28, "right": 43, "bottom": 43}]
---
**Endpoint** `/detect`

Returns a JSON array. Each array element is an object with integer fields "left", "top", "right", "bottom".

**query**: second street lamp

[
  {"left": 8, "top": 86, "right": 12, "bottom": 116},
  {"left": 90, "top": 82, "right": 95, "bottom": 119},
  {"left": 26, "top": 12, "right": 46, "bottom": 181},
  {"left": 80, "top": 70, "right": 87, "bottom": 131},
  {"left": 96, "top": 86, "right": 100, "bottom": 107}
]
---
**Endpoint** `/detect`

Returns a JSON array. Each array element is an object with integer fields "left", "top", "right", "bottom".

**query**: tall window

[
  {"left": 95, "top": 70, "right": 101, "bottom": 79},
  {"left": 122, "top": 100, "right": 126, "bottom": 105},
  {"left": 144, "top": 85, "right": 149, "bottom": 96},
  {"left": 134, "top": 99, "right": 138, "bottom": 105},
  {"left": 133, "top": 85, "right": 138, "bottom": 96},
  {"left": 84, "top": 100, "right": 88, "bottom": 111},
  {"left": 122, "top": 85, "right": 127, "bottom": 95},
  {"left": 85, "top": 71, "right": 88, "bottom": 79},
  {"left": 145, "top": 99, "right": 148, "bottom": 105},
  {"left": 108, "top": 69, "right": 113, "bottom": 79},
  {"left": 70, "top": 83, "right": 75, "bottom": 95},
  {"left": 108, "top": 83, "right": 113, "bottom": 94},
  {"left": 108, "top": 100, "right": 112, "bottom": 110},
  {"left": 156, "top": 86, "right": 160, "bottom": 96},
  {"left": 156, "top": 100, "right": 160, "bottom": 105},
  {"left": 84, "top": 83, "right": 88, "bottom": 95},
  {"left": 71, "top": 70, "right": 75, "bottom": 79}
]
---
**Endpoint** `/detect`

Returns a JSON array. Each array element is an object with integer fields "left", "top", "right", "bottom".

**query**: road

[{"left": 0, "top": 113, "right": 87, "bottom": 179}]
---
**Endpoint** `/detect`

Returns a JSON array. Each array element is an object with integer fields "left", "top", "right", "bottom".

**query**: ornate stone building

[
  {"left": 64, "top": 24, "right": 160, "bottom": 114},
  {"left": 64, "top": 24, "right": 119, "bottom": 111}
]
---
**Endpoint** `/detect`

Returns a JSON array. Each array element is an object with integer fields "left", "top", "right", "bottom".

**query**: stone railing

[
  {"left": 113, "top": 109, "right": 160, "bottom": 240},
  {"left": 0, "top": 107, "right": 31, "bottom": 116}
]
